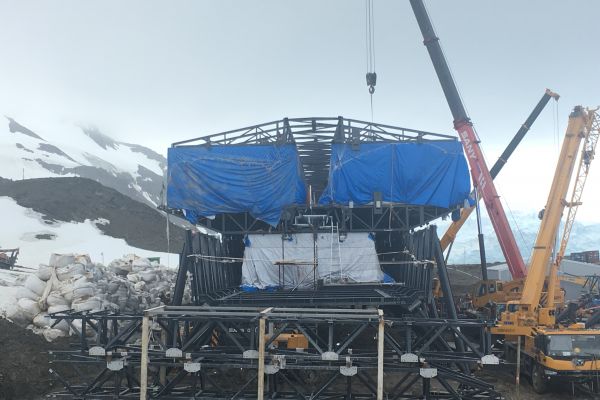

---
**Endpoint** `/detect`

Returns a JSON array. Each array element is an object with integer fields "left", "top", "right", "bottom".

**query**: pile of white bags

[{"left": 5, "top": 253, "right": 187, "bottom": 341}]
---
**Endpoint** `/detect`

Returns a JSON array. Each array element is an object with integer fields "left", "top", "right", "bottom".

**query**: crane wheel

[{"left": 531, "top": 364, "right": 548, "bottom": 394}]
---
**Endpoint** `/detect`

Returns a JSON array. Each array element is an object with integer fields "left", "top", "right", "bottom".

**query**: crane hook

[{"left": 366, "top": 72, "right": 377, "bottom": 94}]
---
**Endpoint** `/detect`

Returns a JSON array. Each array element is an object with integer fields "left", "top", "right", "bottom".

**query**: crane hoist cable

[{"left": 365, "top": 0, "right": 377, "bottom": 121}]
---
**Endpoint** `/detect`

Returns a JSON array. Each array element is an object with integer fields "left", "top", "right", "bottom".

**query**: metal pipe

[
  {"left": 475, "top": 189, "right": 489, "bottom": 284},
  {"left": 139, "top": 313, "right": 149, "bottom": 400},
  {"left": 257, "top": 317, "right": 266, "bottom": 400},
  {"left": 377, "top": 310, "right": 385, "bottom": 400}
]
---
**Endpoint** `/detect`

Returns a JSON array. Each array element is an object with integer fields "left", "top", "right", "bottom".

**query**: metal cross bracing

[{"left": 47, "top": 306, "right": 501, "bottom": 399}]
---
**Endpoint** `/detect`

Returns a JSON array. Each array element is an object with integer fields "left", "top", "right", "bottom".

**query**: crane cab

[{"left": 507, "top": 327, "right": 600, "bottom": 393}]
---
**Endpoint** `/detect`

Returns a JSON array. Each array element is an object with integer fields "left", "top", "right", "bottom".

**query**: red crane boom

[{"left": 410, "top": 0, "right": 527, "bottom": 278}]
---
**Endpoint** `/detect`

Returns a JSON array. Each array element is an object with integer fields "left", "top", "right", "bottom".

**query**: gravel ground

[{"left": 0, "top": 319, "right": 69, "bottom": 399}]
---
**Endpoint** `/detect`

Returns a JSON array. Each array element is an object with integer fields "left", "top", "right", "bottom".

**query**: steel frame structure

[
  {"left": 48, "top": 306, "right": 501, "bottom": 399},
  {"left": 206, "top": 284, "right": 427, "bottom": 309},
  {"left": 169, "top": 117, "right": 459, "bottom": 235},
  {"left": 556, "top": 109, "right": 600, "bottom": 266},
  {"left": 178, "top": 226, "right": 445, "bottom": 310},
  {"left": 195, "top": 205, "right": 449, "bottom": 236}
]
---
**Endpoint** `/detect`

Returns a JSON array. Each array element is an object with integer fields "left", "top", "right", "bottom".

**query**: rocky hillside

[{"left": 0, "top": 177, "right": 185, "bottom": 267}]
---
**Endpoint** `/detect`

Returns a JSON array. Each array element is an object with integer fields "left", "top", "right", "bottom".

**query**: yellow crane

[
  {"left": 493, "top": 106, "right": 600, "bottom": 394},
  {"left": 471, "top": 105, "right": 600, "bottom": 313}
]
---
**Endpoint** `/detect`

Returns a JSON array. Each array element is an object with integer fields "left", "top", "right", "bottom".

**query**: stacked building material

[{"left": 3, "top": 253, "right": 187, "bottom": 341}]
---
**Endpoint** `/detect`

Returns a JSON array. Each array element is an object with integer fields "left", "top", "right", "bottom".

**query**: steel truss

[
  {"left": 169, "top": 117, "right": 459, "bottom": 234},
  {"left": 194, "top": 205, "right": 450, "bottom": 235},
  {"left": 207, "top": 284, "right": 427, "bottom": 309},
  {"left": 178, "top": 226, "right": 443, "bottom": 311},
  {"left": 48, "top": 306, "right": 500, "bottom": 399}
]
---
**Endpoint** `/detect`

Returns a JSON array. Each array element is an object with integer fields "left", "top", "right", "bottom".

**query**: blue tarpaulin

[
  {"left": 167, "top": 144, "right": 307, "bottom": 226},
  {"left": 319, "top": 141, "right": 470, "bottom": 208}
]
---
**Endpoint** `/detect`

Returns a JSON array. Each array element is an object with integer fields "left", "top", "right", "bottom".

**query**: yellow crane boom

[
  {"left": 556, "top": 109, "right": 600, "bottom": 266},
  {"left": 546, "top": 109, "right": 599, "bottom": 307},
  {"left": 518, "top": 106, "right": 590, "bottom": 313}
]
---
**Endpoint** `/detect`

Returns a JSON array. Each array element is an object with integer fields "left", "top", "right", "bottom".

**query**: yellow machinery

[
  {"left": 493, "top": 106, "right": 600, "bottom": 393},
  {"left": 471, "top": 278, "right": 565, "bottom": 313}
]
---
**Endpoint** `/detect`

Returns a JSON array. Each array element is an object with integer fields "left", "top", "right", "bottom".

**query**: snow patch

[{"left": 0, "top": 196, "right": 176, "bottom": 268}]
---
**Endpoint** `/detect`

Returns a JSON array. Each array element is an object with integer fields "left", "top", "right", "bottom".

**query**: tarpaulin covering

[
  {"left": 167, "top": 144, "right": 306, "bottom": 226},
  {"left": 319, "top": 141, "right": 470, "bottom": 208},
  {"left": 241, "top": 232, "right": 383, "bottom": 289}
]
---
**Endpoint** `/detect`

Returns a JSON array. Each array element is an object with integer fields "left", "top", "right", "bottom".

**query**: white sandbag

[
  {"left": 17, "top": 298, "right": 41, "bottom": 320},
  {"left": 60, "top": 287, "right": 74, "bottom": 302},
  {"left": 39, "top": 266, "right": 60, "bottom": 311},
  {"left": 89, "top": 265, "right": 106, "bottom": 281},
  {"left": 134, "top": 281, "right": 146, "bottom": 291},
  {"left": 125, "top": 297, "right": 140, "bottom": 311},
  {"left": 94, "top": 292, "right": 107, "bottom": 301},
  {"left": 16, "top": 286, "right": 40, "bottom": 301},
  {"left": 72, "top": 285, "right": 95, "bottom": 301},
  {"left": 137, "top": 270, "right": 157, "bottom": 283},
  {"left": 42, "top": 328, "right": 68, "bottom": 342},
  {"left": 33, "top": 312, "right": 52, "bottom": 328},
  {"left": 35, "top": 311, "right": 70, "bottom": 332},
  {"left": 73, "top": 254, "right": 92, "bottom": 267},
  {"left": 70, "top": 320, "right": 95, "bottom": 337},
  {"left": 72, "top": 297, "right": 103, "bottom": 312},
  {"left": 48, "top": 304, "right": 70, "bottom": 314},
  {"left": 2, "top": 302, "right": 27, "bottom": 325},
  {"left": 24, "top": 274, "right": 47, "bottom": 297},
  {"left": 36, "top": 265, "right": 53, "bottom": 281},
  {"left": 49, "top": 253, "right": 77, "bottom": 268},
  {"left": 131, "top": 257, "right": 151, "bottom": 272},
  {"left": 102, "top": 301, "right": 119, "bottom": 312},
  {"left": 56, "top": 263, "right": 85, "bottom": 281},
  {"left": 46, "top": 291, "right": 68, "bottom": 307},
  {"left": 72, "top": 276, "right": 89, "bottom": 289},
  {"left": 107, "top": 281, "right": 120, "bottom": 294},
  {"left": 126, "top": 273, "right": 140, "bottom": 283},
  {"left": 109, "top": 257, "right": 133, "bottom": 275}
]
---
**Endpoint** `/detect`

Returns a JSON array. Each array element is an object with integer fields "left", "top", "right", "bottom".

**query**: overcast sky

[{"left": 1, "top": 0, "right": 600, "bottom": 221}]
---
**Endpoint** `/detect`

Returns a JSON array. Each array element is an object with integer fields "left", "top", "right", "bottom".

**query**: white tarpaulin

[{"left": 241, "top": 232, "right": 383, "bottom": 289}]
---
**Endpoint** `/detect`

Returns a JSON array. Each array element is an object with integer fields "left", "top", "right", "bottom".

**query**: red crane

[{"left": 410, "top": 0, "right": 527, "bottom": 278}]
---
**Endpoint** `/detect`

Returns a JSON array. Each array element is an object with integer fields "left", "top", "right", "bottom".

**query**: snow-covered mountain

[
  {"left": 0, "top": 116, "right": 165, "bottom": 206},
  {"left": 439, "top": 209, "right": 600, "bottom": 265},
  {"left": 0, "top": 116, "right": 186, "bottom": 268}
]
